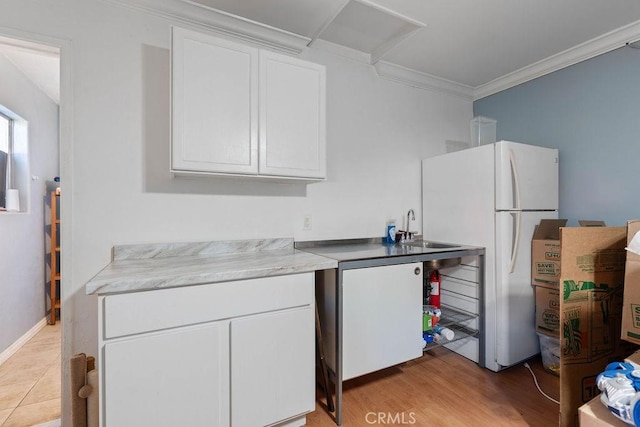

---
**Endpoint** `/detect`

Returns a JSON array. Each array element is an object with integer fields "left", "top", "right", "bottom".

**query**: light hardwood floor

[
  {"left": 0, "top": 322, "right": 61, "bottom": 427},
  {"left": 307, "top": 346, "right": 560, "bottom": 426}
]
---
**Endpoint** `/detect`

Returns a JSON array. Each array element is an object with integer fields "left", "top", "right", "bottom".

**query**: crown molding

[
  {"left": 374, "top": 60, "right": 473, "bottom": 100},
  {"left": 474, "top": 19, "right": 640, "bottom": 100},
  {"left": 311, "top": 41, "right": 474, "bottom": 100},
  {"left": 101, "top": 0, "right": 311, "bottom": 54},
  {"left": 101, "top": 0, "right": 640, "bottom": 102},
  {"left": 0, "top": 36, "right": 60, "bottom": 56}
]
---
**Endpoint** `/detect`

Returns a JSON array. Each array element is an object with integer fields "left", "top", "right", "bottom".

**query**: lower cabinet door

[
  {"left": 342, "top": 262, "right": 423, "bottom": 380},
  {"left": 103, "top": 323, "right": 227, "bottom": 427},
  {"left": 230, "top": 306, "right": 314, "bottom": 426}
]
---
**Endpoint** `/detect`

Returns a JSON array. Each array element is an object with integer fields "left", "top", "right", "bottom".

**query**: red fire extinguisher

[{"left": 429, "top": 270, "right": 441, "bottom": 308}]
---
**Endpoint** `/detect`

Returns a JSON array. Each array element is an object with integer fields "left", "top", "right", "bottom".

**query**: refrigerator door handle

[
  {"left": 510, "top": 211, "right": 521, "bottom": 273},
  {"left": 509, "top": 148, "right": 521, "bottom": 210}
]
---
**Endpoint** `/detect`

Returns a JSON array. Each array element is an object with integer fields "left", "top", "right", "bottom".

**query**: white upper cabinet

[
  {"left": 259, "top": 51, "right": 326, "bottom": 179},
  {"left": 171, "top": 27, "right": 326, "bottom": 181},
  {"left": 172, "top": 27, "right": 259, "bottom": 175}
]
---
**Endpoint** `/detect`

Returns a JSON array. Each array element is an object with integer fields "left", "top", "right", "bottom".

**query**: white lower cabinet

[
  {"left": 342, "top": 262, "right": 423, "bottom": 379},
  {"left": 230, "top": 307, "right": 314, "bottom": 426},
  {"left": 318, "top": 262, "right": 423, "bottom": 381},
  {"left": 103, "top": 323, "right": 228, "bottom": 426},
  {"left": 99, "top": 273, "right": 315, "bottom": 427}
]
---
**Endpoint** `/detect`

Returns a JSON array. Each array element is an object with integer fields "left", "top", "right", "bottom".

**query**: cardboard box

[
  {"left": 562, "top": 284, "right": 623, "bottom": 364},
  {"left": 532, "top": 220, "right": 607, "bottom": 289},
  {"left": 578, "top": 395, "right": 628, "bottom": 427},
  {"left": 577, "top": 350, "right": 640, "bottom": 427},
  {"left": 625, "top": 349, "right": 640, "bottom": 365},
  {"left": 532, "top": 219, "right": 568, "bottom": 288},
  {"left": 621, "top": 220, "right": 640, "bottom": 345},
  {"left": 558, "top": 226, "right": 637, "bottom": 427},
  {"left": 579, "top": 220, "right": 608, "bottom": 227},
  {"left": 535, "top": 285, "right": 560, "bottom": 337}
]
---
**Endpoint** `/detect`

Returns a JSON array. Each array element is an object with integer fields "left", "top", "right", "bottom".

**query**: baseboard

[
  {"left": 33, "top": 419, "right": 61, "bottom": 427},
  {"left": 0, "top": 317, "right": 47, "bottom": 366}
]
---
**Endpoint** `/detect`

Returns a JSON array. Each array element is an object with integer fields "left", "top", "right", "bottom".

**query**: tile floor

[{"left": 0, "top": 322, "right": 61, "bottom": 426}]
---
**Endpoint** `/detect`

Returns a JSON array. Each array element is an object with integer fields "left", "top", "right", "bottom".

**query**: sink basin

[
  {"left": 401, "top": 240, "right": 462, "bottom": 270},
  {"left": 402, "top": 240, "right": 460, "bottom": 249},
  {"left": 424, "top": 257, "right": 461, "bottom": 270}
]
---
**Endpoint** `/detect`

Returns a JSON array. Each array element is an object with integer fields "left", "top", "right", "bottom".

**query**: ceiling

[
  {"left": 189, "top": 0, "right": 640, "bottom": 97},
  {"left": 3, "top": 0, "right": 640, "bottom": 104},
  {"left": 0, "top": 37, "right": 60, "bottom": 105}
]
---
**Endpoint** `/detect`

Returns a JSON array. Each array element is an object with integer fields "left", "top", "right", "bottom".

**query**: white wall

[
  {"left": 0, "top": 52, "right": 59, "bottom": 352},
  {"left": 0, "top": 1, "right": 472, "bottom": 423}
]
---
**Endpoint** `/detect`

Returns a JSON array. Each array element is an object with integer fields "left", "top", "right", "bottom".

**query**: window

[
  {"left": 0, "top": 112, "right": 10, "bottom": 209},
  {"left": 0, "top": 106, "right": 27, "bottom": 213}
]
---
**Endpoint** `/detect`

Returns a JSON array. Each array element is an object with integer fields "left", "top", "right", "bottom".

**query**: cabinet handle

[{"left": 414, "top": 267, "right": 421, "bottom": 275}]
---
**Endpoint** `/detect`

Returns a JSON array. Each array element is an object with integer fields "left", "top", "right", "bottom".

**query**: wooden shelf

[{"left": 49, "top": 190, "right": 61, "bottom": 325}]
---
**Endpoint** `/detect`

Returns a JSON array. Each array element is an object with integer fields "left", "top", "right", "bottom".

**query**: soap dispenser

[{"left": 385, "top": 219, "right": 397, "bottom": 244}]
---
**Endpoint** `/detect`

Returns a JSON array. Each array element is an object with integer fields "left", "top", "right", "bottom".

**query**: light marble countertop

[{"left": 85, "top": 238, "right": 338, "bottom": 295}]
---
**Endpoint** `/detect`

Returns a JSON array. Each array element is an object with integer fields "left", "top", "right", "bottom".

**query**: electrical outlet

[{"left": 303, "top": 215, "right": 312, "bottom": 231}]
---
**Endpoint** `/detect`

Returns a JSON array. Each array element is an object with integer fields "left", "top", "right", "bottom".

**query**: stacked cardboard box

[
  {"left": 532, "top": 219, "right": 568, "bottom": 289},
  {"left": 532, "top": 220, "right": 613, "bottom": 377},
  {"left": 535, "top": 286, "right": 560, "bottom": 336},
  {"left": 532, "top": 220, "right": 606, "bottom": 289},
  {"left": 532, "top": 219, "right": 567, "bottom": 374},
  {"left": 558, "top": 226, "right": 636, "bottom": 427},
  {"left": 621, "top": 220, "right": 640, "bottom": 344},
  {"left": 574, "top": 221, "right": 640, "bottom": 427}
]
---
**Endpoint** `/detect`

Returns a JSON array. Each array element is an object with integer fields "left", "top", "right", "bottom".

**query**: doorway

[{"left": 0, "top": 35, "right": 62, "bottom": 426}]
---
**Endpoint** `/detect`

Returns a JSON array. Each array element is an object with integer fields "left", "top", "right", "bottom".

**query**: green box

[{"left": 423, "top": 314, "right": 434, "bottom": 331}]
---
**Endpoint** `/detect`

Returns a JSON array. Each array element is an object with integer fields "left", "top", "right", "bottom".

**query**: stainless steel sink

[
  {"left": 402, "top": 240, "right": 460, "bottom": 249},
  {"left": 401, "top": 240, "right": 462, "bottom": 269},
  {"left": 424, "top": 257, "right": 461, "bottom": 270}
]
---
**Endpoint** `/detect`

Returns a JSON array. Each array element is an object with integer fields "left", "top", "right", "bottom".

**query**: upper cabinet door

[
  {"left": 258, "top": 51, "right": 326, "bottom": 179},
  {"left": 172, "top": 27, "right": 259, "bottom": 174}
]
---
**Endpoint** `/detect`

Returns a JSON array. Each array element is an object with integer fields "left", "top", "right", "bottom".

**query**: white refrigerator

[{"left": 422, "top": 141, "right": 559, "bottom": 372}]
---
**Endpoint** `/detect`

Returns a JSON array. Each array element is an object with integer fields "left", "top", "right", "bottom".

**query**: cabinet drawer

[{"left": 102, "top": 273, "right": 313, "bottom": 339}]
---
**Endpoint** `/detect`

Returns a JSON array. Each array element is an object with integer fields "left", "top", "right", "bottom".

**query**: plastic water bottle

[{"left": 434, "top": 324, "right": 454, "bottom": 341}]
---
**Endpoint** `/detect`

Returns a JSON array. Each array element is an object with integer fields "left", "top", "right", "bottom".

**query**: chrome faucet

[{"left": 405, "top": 209, "right": 415, "bottom": 241}]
